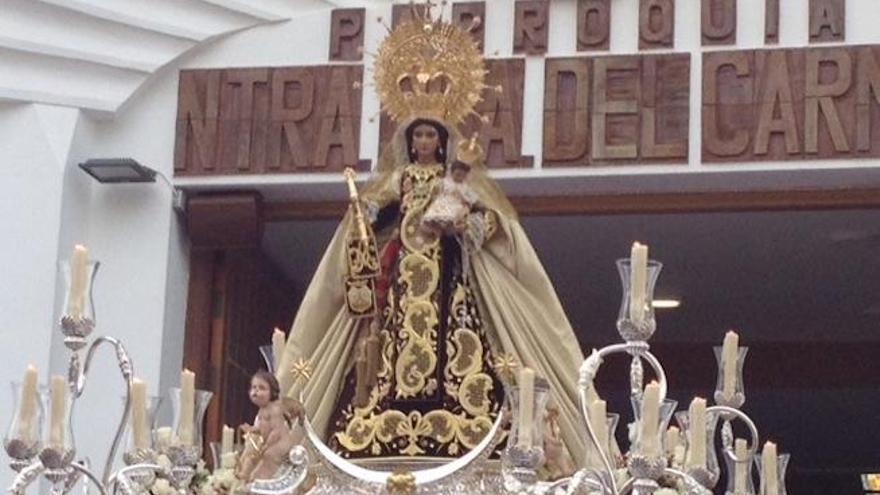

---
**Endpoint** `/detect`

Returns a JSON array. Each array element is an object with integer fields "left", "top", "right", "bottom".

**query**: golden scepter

[
  {"left": 341, "top": 167, "right": 380, "bottom": 318},
  {"left": 343, "top": 167, "right": 369, "bottom": 241}
]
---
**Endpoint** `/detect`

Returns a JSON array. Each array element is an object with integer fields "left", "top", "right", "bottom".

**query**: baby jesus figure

[{"left": 422, "top": 160, "right": 478, "bottom": 235}]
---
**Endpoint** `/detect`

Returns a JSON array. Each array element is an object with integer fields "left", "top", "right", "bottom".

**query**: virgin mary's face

[{"left": 412, "top": 124, "right": 440, "bottom": 161}]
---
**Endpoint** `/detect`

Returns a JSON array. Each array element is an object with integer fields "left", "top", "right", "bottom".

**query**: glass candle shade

[
  {"left": 674, "top": 410, "right": 721, "bottom": 489},
  {"left": 40, "top": 382, "right": 75, "bottom": 472},
  {"left": 505, "top": 379, "right": 551, "bottom": 453},
  {"left": 167, "top": 387, "right": 213, "bottom": 457},
  {"left": 59, "top": 259, "right": 100, "bottom": 351},
  {"left": 616, "top": 259, "right": 663, "bottom": 343},
  {"left": 630, "top": 396, "right": 677, "bottom": 458},
  {"left": 724, "top": 447, "right": 757, "bottom": 495},
  {"left": 121, "top": 395, "right": 162, "bottom": 463},
  {"left": 756, "top": 453, "right": 790, "bottom": 495},
  {"left": 259, "top": 345, "right": 276, "bottom": 374},
  {"left": 714, "top": 346, "right": 748, "bottom": 409},
  {"left": 502, "top": 379, "right": 550, "bottom": 492},
  {"left": 4, "top": 381, "right": 47, "bottom": 470}
]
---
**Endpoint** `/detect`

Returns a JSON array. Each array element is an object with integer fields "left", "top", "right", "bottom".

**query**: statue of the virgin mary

[{"left": 277, "top": 10, "right": 587, "bottom": 466}]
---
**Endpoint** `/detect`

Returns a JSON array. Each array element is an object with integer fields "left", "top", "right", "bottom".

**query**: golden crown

[{"left": 373, "top": 5, "right": 487, "bottom": 124}]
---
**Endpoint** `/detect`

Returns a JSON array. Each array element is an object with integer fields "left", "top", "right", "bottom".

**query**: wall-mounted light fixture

[
  {"left": 78, "top": 158, "right": 157, "bottom": 183},
  {"left": 78, "top": 158, "right": 184, "bottom": 211}
]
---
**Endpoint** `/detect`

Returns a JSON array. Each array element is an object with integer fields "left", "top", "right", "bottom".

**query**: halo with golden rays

[{"left": 373, "top": 5, "right": 487, "bottom": 124}]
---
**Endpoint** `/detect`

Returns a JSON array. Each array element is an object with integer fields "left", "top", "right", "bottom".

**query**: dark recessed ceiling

[{"left": 262, "top": 208, "right": 880, "bottom": 346}]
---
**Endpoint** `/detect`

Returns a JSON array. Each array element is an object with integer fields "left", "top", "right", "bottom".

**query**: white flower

[
  {"left": 155, "top": 454, "right": 172, "bottom": 471},
  {"left": 150, "top": 478, "right": 175, "bottom": 495},
  {"left": 655, "top": 488, "right": 679, "bottom": 495}
]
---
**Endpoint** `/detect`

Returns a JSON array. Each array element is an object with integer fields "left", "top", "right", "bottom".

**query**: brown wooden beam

[{"left": 262, "top": 187, "right": 880, "bottom": 221}]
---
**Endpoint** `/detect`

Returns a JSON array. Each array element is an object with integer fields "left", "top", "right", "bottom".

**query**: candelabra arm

[
  {"left": 109, "top": 463, "right": 164, "bottom": 495},
  {"left": 8, "top": 460, "right": 44, "bottom": 495},
  {"left": 704, "top": 406, "right": 760, "bottom": 462},
  {"left": 71, "top": 336, "right": 135, "bottom": 487},
  {"left": 70, "top": 461, "right": 108, "bottom": 495},
  {"left": 662, "top": 468, "right": 712, "bottom": 495}
]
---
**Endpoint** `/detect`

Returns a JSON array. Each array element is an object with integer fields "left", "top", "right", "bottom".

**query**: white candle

[
  {"left": 762, "top": 441, "right": 779, "bottom": 495},
  {"left": 587, "top": 399, "right": 609, "bottom": 469},
  {"left": 130, "top": 378, "right": 149, "bottom": 449},
  {"left": 155, "top": 426, "right": 172, "bottom": 449},
  {"left": 221, "top": 452, "right": 237, "bottom": 469},
  {"left": 178, "top": 369, "right": 195, "bottom": 445},
  {"left": 629, "top": 242, "right": 648, "bottom": 322},
  {"left": 68, "top": 245, "right": 88, "bottom": 318},
  {"left": 665, "top": 426, "right": 680, "bottom": 458},
  {"left": 686, "top": 397, "right": 707, "bottom": 468},
  {"left": 272, "top": 328, "right": 285, "bottom": 373},
  {"left": 639, "top": 381, "right": 661, "bottom": 457},
  {"left": 16, "top": 365, "right": 39, "bottom": 444},
  {"left": 721, "top": 331, "right": 740, "bottom": 399},
  {"left": 222, "top": 424, "right": 235, "bottom": 455},
  {"left": 48, "top": 375, "right": 67, "bottom": 447},
  {"left": 734, "top": 438, "right": 748, "bottom": 493},
  {"left": 517, "top": 367, "right": 536, "bottom": 447}
]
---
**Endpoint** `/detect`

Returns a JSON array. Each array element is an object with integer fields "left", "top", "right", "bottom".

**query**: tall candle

[
  {"left": 721, "top": 331, "right": 740, "bottom": 399},
  {"left": 272, "top": 328, "right": 285, "bottom": 373},
  {"left": 686, "top": 397, "right": 707, "bottom": 468},
  {"left": 761, "top": 441, "right": 779, "bottom": 495},
  {"left": 734, "top": 438, "right": 748, "bottom": 493},
  {"left": 221, "top": 424, "right": 234, "bottom": 455},
  {"left": 639, "top": 381, "right": 661, "bottom": 457},
  {"left": 48, "top": 375, "right": 67, "bottom": 447},
  {"left": 665, "top": 426, "right": 680, "bottom": 458},
  {"left": 68, "top": 245, "right": 88, "bottom": 318},
  {"left": 178, "top": 369, "right": 195, "bottom": 445},
  {"left": 587, "top": 400, "right": 609, "bottom": 468},
  {"left": 155, "top": 426, "right": 172, "bottom": 450},
  {"left": 629, "top": 242, "right": 648, "bottom": 322},
  {"left": 130, "top": 378, "right": 149, "bottom": 449},
  {"left": 517, "top": 367, "right": 536, "bottom": 447},
  {"left": 16, "top": 365, "right": 39, "bottom": 444}
]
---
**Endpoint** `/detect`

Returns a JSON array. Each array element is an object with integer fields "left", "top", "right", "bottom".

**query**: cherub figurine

[{"left": 235, "top": 371, "right": 279, "bottom": 482}]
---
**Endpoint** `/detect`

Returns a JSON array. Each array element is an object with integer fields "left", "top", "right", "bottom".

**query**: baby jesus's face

[
  {"left": 451, "top": 167, "right": 469, "bottom": 183},
  {"left": 249, "top": 376, "right": 273, "bottom": 408}
]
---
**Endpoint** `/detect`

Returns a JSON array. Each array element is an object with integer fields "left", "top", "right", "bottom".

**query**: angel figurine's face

[
  {"left": 249, "top": 375, "right": 273, "bottom": 408},
  {"left": 412, "top": 124, "right": 440, "bottom": 162}
]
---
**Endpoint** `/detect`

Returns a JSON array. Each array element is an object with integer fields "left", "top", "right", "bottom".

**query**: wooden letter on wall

[
  {"left": 392, "top": 4, "right": 428, "bottom": 27},
  {"left": 810, "top": 0, "right": 845, "bottom": 43},
  {"left": 753, "top": 50, "right": 800, "bottom": 157},
  {"left": 804, "top": 48, "right": 852, "bottom": 154},
  {"left": 577, "top": 0, "right": 610, "bottom": 51},
  {"left": 452, "top": 2, "right": 485, "bottom": 52},
  {"left": 175, "top": 70, "right": 221, "bottom": 172},
  {"left": 639, "top": 0, "right": 674, "bottom": 50},
  {"left": 543, "top": 58, "right": 590, "bottom": 164},
  {"left": 702, "top": 0, "right": 736, "bottom": 46},
  {"left": 765, "top": 0, "right": 779, "bottom": 44},
  {"left": 592, "top": 56, "right": 640, "bottom": 160},
  {"left": 268, "top": 67, "right": 314, "bottom": 170},
  {"left": 856, "top": 47, "right": 880, "bottom": 152},
  {"left": 513, "top": 0, "right": 549, "bottom": 55},
  {"left": 329, "top": 8, "right": 365, "bottom": 62},
  {"left": 702, "top": 51, "right": 753, "bottom": 160},
  {"left": 641, "top": 54, "right": 689, "bottom": 160}
]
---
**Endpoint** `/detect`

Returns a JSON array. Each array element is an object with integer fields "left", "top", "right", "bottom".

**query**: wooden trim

[{"left": 262, "top": 187, "right": 880, "bottom": 221}]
